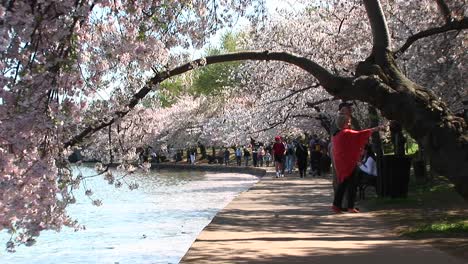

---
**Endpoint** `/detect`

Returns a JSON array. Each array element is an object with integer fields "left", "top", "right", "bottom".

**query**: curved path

[{"left": 181, "top": 170, "right": 465, "bottom": 263}]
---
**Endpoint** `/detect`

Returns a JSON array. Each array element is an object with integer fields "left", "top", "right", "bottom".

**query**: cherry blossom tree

[
  {"left": 67, "top": 0, "right": 466, "bottom": 196},
  {"left": 1, "top": 0, "right": 467, "bottom": 250},
  {"left": 0, "top": 0, "right": 265, "bottom": 250}
]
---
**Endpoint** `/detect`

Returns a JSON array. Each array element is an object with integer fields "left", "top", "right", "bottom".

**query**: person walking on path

[
  {"left": 272, "top": 136, "right": 286, "bottom": 178},
  {"left": 223, "top": 148, "right": 230, "bottom": 166},
  {"left": 235, "top": 147, "right": 242, "bottom": 166},
  {"left": 264, "top": 150, "right": 271, "bottom": 167},
  {"left": 252, "top": 145, "right": 258, "bottom": 167},
  {"left": 257, "top": 146, "right": 264, "bottom": 167},
  {"left": 243, "top": 146, "right": 251, "bottom": 166},
  {"left": 285, "top": 140, "right": 295, "bottom": 174},
  {"left": 295, "top": 139, "right": 308, "bottom": 178},
  {"left": 332, "top": 114, "right": 385, "bottom": 214},
  {"left": 309, "top": 134, "right": 322, "bottom": 177}
]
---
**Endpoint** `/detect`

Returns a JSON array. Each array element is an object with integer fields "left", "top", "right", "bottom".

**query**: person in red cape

[{"left": 332, "top": 114, "right": 385, "bottom": 213}]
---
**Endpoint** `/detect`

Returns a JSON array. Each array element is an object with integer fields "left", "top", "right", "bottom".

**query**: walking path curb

[{"left": 181, "top": 170, "right": 465, "bottom": 263}]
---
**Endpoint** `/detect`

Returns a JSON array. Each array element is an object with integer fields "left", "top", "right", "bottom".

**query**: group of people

[
  {"left": 142, "top": 101, "right": 381, "bottom": 215},
  {"left": 270, "top": 135, "right": 331, "bottom": 178},
  {"left": 224, "top": 135, "right": 331, "bottom": 179},
  {"left": 227, "top": 145, "right": 272, "bottom": 167}
]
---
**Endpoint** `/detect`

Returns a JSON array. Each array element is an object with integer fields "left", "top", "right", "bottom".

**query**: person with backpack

[
  {"left": 309, "top": 134, "right": 322, "bottom": 176},
  {"left": 295, "top": 139, "right": 308, "bottom": 178},
  {"left": 272, "top": 136, "right": 285, "bottom": 178}
]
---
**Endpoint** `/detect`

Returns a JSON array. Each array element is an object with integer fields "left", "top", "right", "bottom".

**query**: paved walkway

[{"left": 181, "top": 171, "right": 466, "bottom": 263}]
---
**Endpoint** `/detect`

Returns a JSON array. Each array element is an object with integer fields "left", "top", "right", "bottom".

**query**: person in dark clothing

[
  {"left": 243, "top": 147, "right": 251, "bottom": 166},
  {"left": 295, "top": 140, "right": 308, "bottom": 178},
  {"left": 309, "top": 135, "right": 322, "bottom": 176},
  {"left": 223, "top": 148, "right": 230, "bottom": 166},
  {"left": 252, "top": 145, "right": 258, "bottom": 167}
]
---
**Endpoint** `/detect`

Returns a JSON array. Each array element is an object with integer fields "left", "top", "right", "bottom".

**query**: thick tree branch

[
  {"left": 266, "top": 83, "right": 320, "bottom": 105},
  {"left": 395, "top": 17, "right": 468, "bottom": 56},
  {"left": 64, "top": 51, "right": 348, "bottom": 148},
  {"left": 435, "top": 0, "right": 452, "bottom": 23},
  {"left": 305, "top": 97, "right": 337, "bottom": 108},
  {"left": 253, "top": 113, "right": 314, "bottom": 134},
  {"left": 363, "top": 0, "right": 391, "bottom": 58}
]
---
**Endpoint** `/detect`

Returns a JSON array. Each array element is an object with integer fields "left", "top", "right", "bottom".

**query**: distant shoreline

[{"left": 78, "top": 161, "right": 267, "bottom": 177}]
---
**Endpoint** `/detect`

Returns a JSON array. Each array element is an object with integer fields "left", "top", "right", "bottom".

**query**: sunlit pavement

[{"left": 181, "top": 169, "right": 465, "bottom": 263}]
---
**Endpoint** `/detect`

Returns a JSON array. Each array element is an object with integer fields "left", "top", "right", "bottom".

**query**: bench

[{"left": 357, "top": 173, "right": 377, "bottom": 200}]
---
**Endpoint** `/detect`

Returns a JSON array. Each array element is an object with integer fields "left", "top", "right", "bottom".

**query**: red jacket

[
  {"left": 332, "top": 128, "right": 373, "bottom": 183},
  {"left": 272, "top": 142, "right": 285, "bottom": 157}
]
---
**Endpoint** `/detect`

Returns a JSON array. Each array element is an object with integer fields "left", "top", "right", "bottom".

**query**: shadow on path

[{"left": 181, "top": 171, "right": 465, "bottom": 264}]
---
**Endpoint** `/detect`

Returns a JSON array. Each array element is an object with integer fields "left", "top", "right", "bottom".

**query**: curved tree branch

[
  {"left": 363, "top": 0, "right": 391, "bottom": 59},
  {"left": 253, "top": 113, "right": 315, "bottom": 134},
  {"left": 435, "top": 0, "right": 453, "bottom": 23},
  {"left": 305, "top": 97, "right": 337, "bottom": 108},
  {"left": 394, "top": 17, "right": 468, "bottom": 57},
  {"left": 265, "top": 83, "right": 320, "bottom": 105},
  {"left": 64, "top": 51, "right": 348, "bottom": 148}
]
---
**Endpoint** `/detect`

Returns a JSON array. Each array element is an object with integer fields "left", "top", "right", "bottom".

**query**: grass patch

[
  {"left": 360, "top": 174, "right": 468, "bottom": 260},
  {"left": 404, "top": 220, "right": 468, "bottom": 237}
]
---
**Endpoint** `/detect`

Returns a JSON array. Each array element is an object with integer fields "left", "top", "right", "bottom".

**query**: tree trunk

[
  {"left": 353, "top": 54, "right": 467, "bottom": 198},
  {"left": 360, "top": 0, "right": 467, "bottom": 198},
  {"left": 198, "top": 143, "right": 207, "bottom": 160}
]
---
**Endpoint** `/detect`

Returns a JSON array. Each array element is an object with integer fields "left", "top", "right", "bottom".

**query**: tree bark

[
  {"left": 361, "top": 0, "right": 468, "bottom": 197},
  {"left": 363, "top": 0, "right": 391, "bottom": 59}
]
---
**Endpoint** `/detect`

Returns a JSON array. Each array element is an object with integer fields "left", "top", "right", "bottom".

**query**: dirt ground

[
  {"left": 360, "top": 177, "right": 468, "bottom": 261},
  {"left": 181, "top": 171, "right": 467, "bottom": 263}
]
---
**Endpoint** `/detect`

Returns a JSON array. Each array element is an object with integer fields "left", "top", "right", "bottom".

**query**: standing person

[
  {"left": 285, "top": 140, "right": 295, "bottom": 174},
  {"left": 309, "top": 135, "right": 322, "bottom": 176},
  {"left": 330, "top": 101, "right": 354, "bottom": 136},
  {"left": 330, "top": 101, "right": 354, "bottom": 188},
  {"left": 264, "top": 150, "right": 271, "bottom": 167},
  {"left": 252, "top": 145, "right": 258, "bottom": 167},
  {"left": 150, "top": 148, "right": 158, "bottom": 163},
  {"left": 223, "top": 148, "right": 230, "bottom": 166},
  {"left": 243, "top": 146, "right": 251, "bottom": 166},
  {"left": 295, "top": 139, "right": 308, "bottom": 178},
  {"left": 264, "top": 144, "right": 272, "bottom": 166},
  {"left": 186, "top": 148, "right": 191, "bottom": 163},
  {"left": 331, "top": 114, "right": 385, "bottom": 214},
  {"left": 235, "top": 146, "right": 242, "bottom": 166},
  {"left": 272, "top": 136, "right": 286, "bottom": 178},
  {"left": 339, "top": 101, "right": 353, "bottom": 117},
  {"left": 258, "top": 146, "right": 264, "bottom": 167},
  {"left": 190, "top": 148, "right": 196, "bottom": 165},
  {"left": 281, "top": 138, "right": 287, "bottom": 175}
]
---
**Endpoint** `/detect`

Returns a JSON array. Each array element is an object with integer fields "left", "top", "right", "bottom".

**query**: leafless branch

[
  {"left": 266, "top": 84, "right": 320, "bottom": 105},
  {"left": 395, "top": 17, "right": 467, "bottom": 57}
]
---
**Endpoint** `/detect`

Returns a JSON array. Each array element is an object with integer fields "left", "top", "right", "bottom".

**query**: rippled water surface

[{"left": 0, "top": 166, "right": 259, "bottom": 264}]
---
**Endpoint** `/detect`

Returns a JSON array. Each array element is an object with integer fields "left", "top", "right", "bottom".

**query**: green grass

[{"left": 404, "top": 220, "right": 468, "bottom": 237}]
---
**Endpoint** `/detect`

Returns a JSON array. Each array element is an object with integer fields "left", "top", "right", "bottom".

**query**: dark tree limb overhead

[
  {"left": 395, "top": 17, "right": 468, "bottom": 57},
  {"left": 64, "top": 51, "right": 349, "bottom": 148}
]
